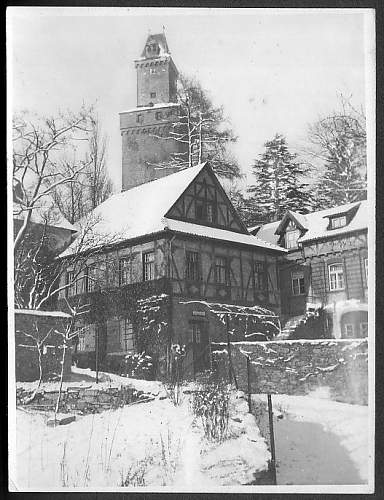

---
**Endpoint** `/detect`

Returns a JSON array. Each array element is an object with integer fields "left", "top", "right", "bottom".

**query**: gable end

[{"left": 165, "top": 164, "right": 248, "bottom": 234}]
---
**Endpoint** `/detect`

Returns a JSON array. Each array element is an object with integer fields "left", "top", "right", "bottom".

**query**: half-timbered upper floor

[{"left": 58, "top": 162, "right": 285, "bottom": 309}]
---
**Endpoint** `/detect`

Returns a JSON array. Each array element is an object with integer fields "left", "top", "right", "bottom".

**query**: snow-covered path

[{"left": 269, "top": 394, "right": 370, "bottom": 485}]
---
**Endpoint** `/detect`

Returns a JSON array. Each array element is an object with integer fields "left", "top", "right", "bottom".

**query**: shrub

[
  {"left": 122, "top": 352, "right": 153, "bottom": 379},
  {"left": 120, "top": 457, "right": 151, "bottom": 486},
  {"left": 191, "top": 380, "right": 230, "bottom": 442}
]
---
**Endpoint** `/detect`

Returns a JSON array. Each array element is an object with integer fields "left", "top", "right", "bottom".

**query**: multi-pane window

[
  {"left": 119, "top": 319, "right": 134, "bottom": 352},
  {"left": 344, "top": 323, "right": 354, "bottom": 337},
  {"left": 330, "top": 216, "right": 347, "bottom": 229},
  {"left": 119, "top": 257, "right": 130, "bottom": 286},
  {"left": 143, "top": 251, "right": 155, "bottom": 281},
  {"left": 66, "top": 271, "right": 75, "bottom": 297},
  {"left": 329, "top": 263, "right": 344, "bottom": 291},
  {"left": 206, "top": 203, "right": 214, "bottom": 223},
  {"left": 360, "top": 322, "right": 368, "bottom": 337},
  {"left": 364, "top": 258, "right": 368, "bottom": 282},
  {"left": 291, "top": 272, "right": 305, "bottom": 295},
  {"left": 285, "top": 229, "right": 300, "bottom": 249},
  {"left": 215, "top": 256, "right": 228, "bottom": 285},
  {"left": 195, "top": 200, "right": 216, "bottom": 223},
  {"left": 150, "top": 68, "right": 156, "bottom": 74},
  {"left": 86, "top": 265, "right": 99, "bottom": 293},
  {"left": 76, "top": 324, "right": 95, "bottom": 351},
  {"left": 136, "top": 114, "right": 143, "bottom": 124},
  {"left": 254, "top": 262, "right": 266, "bottom": 290},
  {"left": 78, "top": 333, "right": 86, "bottom": 351},
  {"left": 186, "top": 251, "right": 200, "bottom": 281},
  {"left": 195, "top": 201, "right": 203, "bottom": 220},
  {"left": 155, "top": 111, "right": 162, "bottom": 120},
  {"left": 191, "top": 323, "right": 202, "bottom": 344}
]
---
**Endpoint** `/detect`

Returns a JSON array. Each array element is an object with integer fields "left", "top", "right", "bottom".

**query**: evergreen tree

[
  {"left": 151, "top": 74, "right": 240, "bottom": 180},
  {"left": 228, "top": 185, "right": 266, "bottom": 227},
  {"left": 307, "top": 96, "right": 367, "bottom": 208},
  {"left": 247, "top": 134, "right": 311, "bottom": 222}
]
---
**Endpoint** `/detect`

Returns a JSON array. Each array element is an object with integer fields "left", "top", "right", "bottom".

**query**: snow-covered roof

[
  {"left": 255, "top": 220, "right": 281, "bottom": 246},
  {"left": 60, "top": 164, "right": 206, "bottom": 257},
  {"left": 15, "top": 309, "right": 72, "bottom": 318},
  {"left": 60, "top": 162, "right": 286, "bottom": 258},
  {"left": 119, "top": 102, "right": 179, "bottom": 115},
  {"left": 164, "top": 218, "right": 285, "bottom": 252},
  {"left": 299, "top": 201, "right": 368, "bottom": 243},
  {"left": 255, "top": 201, "right": 368, "bottom": 247},
  {"left": 13, "top": 196, "right": 77, "bottom": 233}
]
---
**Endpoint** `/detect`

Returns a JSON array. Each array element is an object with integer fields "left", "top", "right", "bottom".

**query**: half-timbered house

[
  {"left": 253, "top": 201, "right": 368, "bottom": 339},
  {"left": 58, "top": 162, "right": 285, "bottom": 376}
]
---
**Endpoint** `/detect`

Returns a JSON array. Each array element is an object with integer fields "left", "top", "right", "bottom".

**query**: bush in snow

[
  {"left": 191, "top": 380, "right": 230, "bottom": 442},
  {"left": 120, "top": 456, "right": 152, "bottom": 486},
  {"left": 122, "top": 352, "right": 153, "bottom": 380},
  {"left": 164, "top": 344, "right": 186, "bottom": 406}
]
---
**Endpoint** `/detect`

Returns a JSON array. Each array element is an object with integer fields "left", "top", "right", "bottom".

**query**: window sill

[{"left": 107, "top": 351, "right": 135, "bottom": 356}]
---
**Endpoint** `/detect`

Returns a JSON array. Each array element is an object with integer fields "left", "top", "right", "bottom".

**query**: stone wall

[
  {"left": 212, "top": 338, "right": 368, "bottom": 405},
  {"left": 16, "top": 383, "right": 154, "bottom": 414}
]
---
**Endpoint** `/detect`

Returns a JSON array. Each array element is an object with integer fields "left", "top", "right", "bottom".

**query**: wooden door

[{"left": 191, "top": 321, "right": 210, "bottom": 374}]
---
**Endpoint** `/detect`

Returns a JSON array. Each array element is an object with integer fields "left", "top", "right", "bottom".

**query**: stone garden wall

[
  {"left": 212, "top": 338, "right": 368, "bottom": 405},
  {"left": 16, "top": 383, "right": 154, "bottom": 414}
]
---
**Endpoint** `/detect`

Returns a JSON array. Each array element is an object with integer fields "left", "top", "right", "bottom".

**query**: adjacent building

[{"left": 252, "top": 201, "right": 368, "bottom": 339}]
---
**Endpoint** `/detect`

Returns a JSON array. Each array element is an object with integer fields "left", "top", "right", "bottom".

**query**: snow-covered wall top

[{"left": 212, "top": 338, "right": 368, "bottom": 405}]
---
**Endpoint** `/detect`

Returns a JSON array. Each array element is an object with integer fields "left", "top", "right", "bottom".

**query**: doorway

[{"left": 190, "top": 321, "right": 210, "bottom": 375}]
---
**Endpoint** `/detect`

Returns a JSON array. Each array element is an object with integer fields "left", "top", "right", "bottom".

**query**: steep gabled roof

[
  {"left": 254, "top": 200, "right": 368, "bottom": 247},
  {"left": 60, "top": 162, "right": 286, "bottom": 257},
  {"left": 140, "top": 33, "right": 170, "bottom": 58},
  {"left": 275, "top": 210, "right": 308, "bottom": 235}
]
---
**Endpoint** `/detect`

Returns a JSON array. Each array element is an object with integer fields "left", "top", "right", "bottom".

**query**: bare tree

[
  {"left": 16, "top": 320, "right": 56, "bottom": 403},
  {"left": 150, "top": 74, "right": 240, "bottom": 180},
  {"left": 305, "top": 95, "right": 367, "bottom": 207},
  {"left": 13, "top": 105, "right": 95, "bottom": 253},
  {"left": 86, "top": 115, "right": 113, "bottom": 210},
  {"left": 52, "top": 113, "right": 113, "bottom": 223}
]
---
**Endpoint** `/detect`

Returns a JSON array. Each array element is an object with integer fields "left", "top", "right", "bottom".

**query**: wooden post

[
  {"left": 267, "top": 394, "right": 277, "bottom": 485},
  {"left": 247, "top": 355, "right": 252, "bottom": 412},
  {"left": 226, "top": 315, "right": 238, "bottom": 389},
  {"left": 95, "top": 325, "right": 99, "bottom": 384}
]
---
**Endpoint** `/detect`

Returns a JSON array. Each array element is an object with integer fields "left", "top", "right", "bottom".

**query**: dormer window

[
  {"left": 330, "top": 215, "right": 347, "bottom": 229},
  {"left": 285, "top": 229, "right": 300, "bottom": 249}
]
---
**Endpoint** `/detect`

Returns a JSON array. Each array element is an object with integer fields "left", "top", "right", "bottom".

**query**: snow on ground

[
  {"left": 16, "top": 366, "right": 165, "bottom": 396},
  {"left": 256, "top": 389, "right": 369, "bottom": 485},
  {"left": 14, "top": 384, "right": 269, "bottom": 490}
]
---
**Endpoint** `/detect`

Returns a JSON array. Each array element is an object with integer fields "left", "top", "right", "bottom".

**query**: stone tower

[{"left": 120, "top": 33, "right": 183, "bottom": 191}]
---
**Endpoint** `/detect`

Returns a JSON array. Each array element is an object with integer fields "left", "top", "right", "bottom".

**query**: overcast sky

[{"left": 9, "top": 7, "right": 374, "bottom": 190}]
